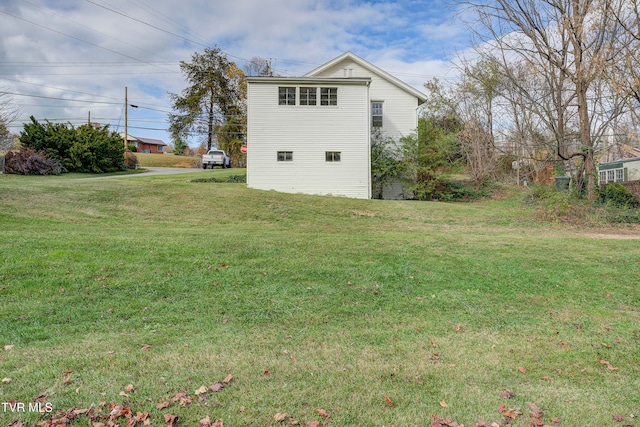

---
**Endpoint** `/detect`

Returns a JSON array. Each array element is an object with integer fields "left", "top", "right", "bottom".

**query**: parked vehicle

[{"left": 202, "top": 150, "right": 231, "bottom": 169}]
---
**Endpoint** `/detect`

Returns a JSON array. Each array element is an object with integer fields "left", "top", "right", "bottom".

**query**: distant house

[
  {"left": 598, "top": 157, "right": 640, "bottom": 184},
  {"left": 120, "top": 133, "right": 167, "bottom": 154},
  {"left": 246, "top": 52, "right": 427, "bottom": 199}
]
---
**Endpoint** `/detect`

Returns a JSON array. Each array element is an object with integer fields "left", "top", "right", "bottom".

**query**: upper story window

[
  {"left": 372, "top": 101, "right": 383, "bottom": 127},
  {"left": 300, "top": 87, "right": 317, "bottom": 106},
  {"left": 320, "top": 88, "right": 337, "bottom": 106},
  {"left": 278, "top": 87, "right": 296, "bottom": 105}
]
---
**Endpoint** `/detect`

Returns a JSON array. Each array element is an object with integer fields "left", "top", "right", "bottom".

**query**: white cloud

[{"left": 0, "top": 0, "right": 465, "bottom": 145}]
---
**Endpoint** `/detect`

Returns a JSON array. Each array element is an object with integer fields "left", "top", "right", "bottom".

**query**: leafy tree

[
  {"left": 371, "top": 130, "right": 404, "bottom": 199},
  {"left": 20, "top": 117, "right": 124, "bottom": 173},
  {"left": 401, "top": 79, "right": 463, "bottom": 200},
  {"left": 169, "top": 47, "right": 246, "bottom": 152}
]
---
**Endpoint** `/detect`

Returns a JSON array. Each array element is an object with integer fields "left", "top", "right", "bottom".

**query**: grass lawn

[
  {"left": 0, "top": 170, "right": 639, "bottom": 427},
  {"left": 134, "top": 153, "right": 200, "bottom": 168}
]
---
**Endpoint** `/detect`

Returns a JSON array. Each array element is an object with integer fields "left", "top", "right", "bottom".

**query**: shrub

[
  {"left": 124, "top": 151, "right": 138, "bottom": 169},
  {"left": 5, "top": 148, "right": 62, "bottom": 175},
  {"left": 20, "top": 117, "right": 125, "bottom": 173},
  {"left": 598, "top": 183, "right": 639, "bottom": 208}
]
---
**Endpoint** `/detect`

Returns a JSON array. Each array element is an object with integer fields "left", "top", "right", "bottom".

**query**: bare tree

[
  {"left": 244, "top": 57, "right": 273, "bottom": 77},
  {"left": 0, "top": 90, "right": 18, "bottom": 151},
  {"left": 459, "top": 0, "right": 627, "bottom": 199}
]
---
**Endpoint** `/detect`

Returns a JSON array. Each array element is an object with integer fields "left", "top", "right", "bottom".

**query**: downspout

[{"left": 366, "top": 80, "right": 372, "bottom": 199}]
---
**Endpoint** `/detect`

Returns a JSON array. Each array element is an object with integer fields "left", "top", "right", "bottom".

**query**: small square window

[
  {"left": 300, "top": 87, "right": 317, "bottom": 106},
  {"left": 278, "top": 87, "right": 296, "bottom": 105},
  {"left": 277, "top": 151, "right": 293, "bottom": 161},
  {"left": 325, "top": 151, "right": 341, "bottom": 162},
  {"left": 320, "top": 88, "right": 337, "bottom": 106}
]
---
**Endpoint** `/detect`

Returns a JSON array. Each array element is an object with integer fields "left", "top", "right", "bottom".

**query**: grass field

[
  {"left": 0, "top": 170, "right": 639, "bottom": 427},
  {"left": 134, "top": 152, "right": 201, "bottom": 168}
]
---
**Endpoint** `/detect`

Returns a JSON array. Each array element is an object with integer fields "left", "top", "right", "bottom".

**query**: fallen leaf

[
  {"left": 212, "top": 419, "right": 223, "bottom": 427},
  {"left": 264, "top": 370, "right": 269, "bottom": 375},
  {"left": 289, "top": 420, "right": 299, "bottom": 425},
  {"left": 385, "top": 395, "right": 394, "bottom": 406},
  {"left": 222, "top": 374, "right": 233, "bottom": 383},
  {"left": 164, "top": 413, "right": 179, "bottom": 427},
  {"left": 307, "top": 422, "right": 320, "bottom": 427},
  {"left": 198, "top": 416, "right": 212, "bottom": 427},
  {"left": 156, "top": 401, "right": 170, "bottom": 409},
  {"left": 599, "top": 359, "right": 618, "bottom": 370},
  {"left": 2, "top": 377, "right": 11, "bottom": 383},
  {"left": 141, "top": 344, "right": 152, "bottom": 351},
  {"left": 517, "top": 366, "right": 527, "bottom": 373},
  {"left": 500, "top": 389, "right": 515, "bottom": 399},
  {"left": 440, "top": 400, "right": 449, "bottom": 407},
  {"left": 613, "top": 414, "right": 625, "bottom": 422},
  {"left": 498, "top": 404, "right": 507, "bottom": 413},
  {"left": 551, "top": 417, "right": 561, "bottom": 423},
  {"left": 527, "top": 402, "right": 543, "bottom": 419},
  {"left": 4, "top": 345, "right": 14, "bottom": 351},
  {"left": 220, "top": 264, "right": 228, "bottom": 268},
  {"left": 63, "top": 371, "right": 73, "bottom": 383},
  {"left": 274, "top": 413, "right": 289, "bottom": 422},
  {"left": 316, "top": 408, "right": 329, "bottom": 418},
  {"left": 118, "top": 391, "right": 129, "bottom": 397},
  {"left": 454, "top": 323, "right": 463, "bottom": 331},
  {"left": 195, "top": 385, "right": 208, "bottom": 395},
  {"left": 124, "top": 384, "right": 135, "bottom": 393},
  {"left": 210, "top": 382, "right": 224, "bottom": 392}
]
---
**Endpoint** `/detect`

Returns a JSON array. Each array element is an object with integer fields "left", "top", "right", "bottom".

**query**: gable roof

[
  {"left": 304, "top": 51, "right": 427, "bottom": 104},
  {"left": 135, "top": 136, "right": 167, "bottom": 146},
  {"left": 119, "top": 133, "right": 167, "bottom": 146}
]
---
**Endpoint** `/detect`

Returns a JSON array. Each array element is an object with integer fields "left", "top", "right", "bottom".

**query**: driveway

[{"left": 81, "top": 167, "right": 208, "bottom": 180}]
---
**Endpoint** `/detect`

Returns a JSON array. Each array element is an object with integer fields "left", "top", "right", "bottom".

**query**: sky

[{"left": 0, "top": 0, "right": 469, "bottom": 148}]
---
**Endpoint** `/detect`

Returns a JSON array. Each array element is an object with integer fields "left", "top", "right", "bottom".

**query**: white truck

[{"left": 201, "top": 150, "right": 231, "bottom": 169}]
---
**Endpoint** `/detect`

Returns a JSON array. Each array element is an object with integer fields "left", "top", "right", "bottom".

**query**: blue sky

[{"left": 0, "top": 0, "right": 468, "bottom": 147}]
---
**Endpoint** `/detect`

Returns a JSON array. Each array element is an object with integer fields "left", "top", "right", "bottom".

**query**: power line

[{"left": 0, "top": 8, "right": 176, "bottom": 74}]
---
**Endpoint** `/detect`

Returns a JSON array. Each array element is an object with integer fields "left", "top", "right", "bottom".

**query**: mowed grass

[
  {"left": 135, "top": 152, "right": 200, "bottom": 168},
  {"left": 0, "top": 170, "right": 639, "bottom": 427}
]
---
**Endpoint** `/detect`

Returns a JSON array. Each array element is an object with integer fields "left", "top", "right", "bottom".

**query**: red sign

[{"left": 241, "top": 145, "right": 248, "bottom": 153}]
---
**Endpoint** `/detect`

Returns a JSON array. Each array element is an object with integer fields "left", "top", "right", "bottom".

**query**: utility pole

[
  {"left": 124, "top": 86, "right": 128, "bottom": 151},
  {"left": 88, "top": 110, "right": 91, "bottom": 125}
]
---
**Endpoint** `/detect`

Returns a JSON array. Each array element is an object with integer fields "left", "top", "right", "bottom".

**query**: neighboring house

[
  {"left": 120, "top": 133, "right": 167, "bottom": 154},
  {"left": 598, "top": 157, "right": 640, "bottom": 184},
  {"left": 246, "top": 52, "right": 427, "bottom": 199}
]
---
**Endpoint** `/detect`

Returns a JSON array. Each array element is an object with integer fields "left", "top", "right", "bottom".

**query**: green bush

[
  {"left": 20, "top": 117, "right": 125, "bottom": 173},
  {"left": 598, "top": 182, "right": 639, "bottom": 208}
]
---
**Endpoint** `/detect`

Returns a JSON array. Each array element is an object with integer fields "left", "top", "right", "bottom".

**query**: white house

[{"left": 246, "top": 52, "right": 427, "bottom": 199}]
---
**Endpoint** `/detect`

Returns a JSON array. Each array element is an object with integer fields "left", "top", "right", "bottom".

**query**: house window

[
  {"left": 600, "top": 168, "right": 626, "bottom": 184},
  {"left": 320, "top": 88, "right": 337, "bottom": 106},
  {"left": 157, "top": 145, "right": 163, "bottom": 152},
  {"left": 325, "top": 151, "right": 341, "bottom": 162},
  {"left": 372, "top": 101, "right": 383, "bottom": 127},
  {"left": 300, "top": 87, "right": 317, "bottom": 106},
  {"left": 277, "top": 151, "right": 293, "bottom": 162},
  {"left": 278, "top": 87, "right": 296, "bottom": 105}
]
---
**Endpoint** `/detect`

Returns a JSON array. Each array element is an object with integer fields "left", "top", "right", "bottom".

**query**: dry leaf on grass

[{"left": 164, "top": 413, "right": 179, "bottom": 427}]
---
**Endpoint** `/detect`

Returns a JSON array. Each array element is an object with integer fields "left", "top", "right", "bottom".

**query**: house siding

[
  {"left": 308, "top": 58, "right": 419, "bottom": 139},
  {"left": 247, "top": 80, "right": 371, "bottom": 199}
]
